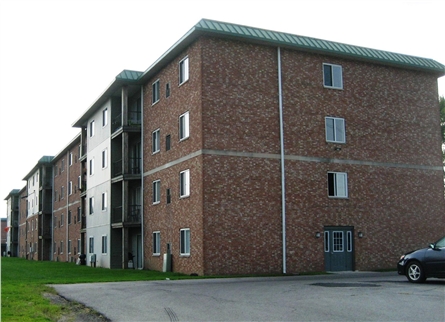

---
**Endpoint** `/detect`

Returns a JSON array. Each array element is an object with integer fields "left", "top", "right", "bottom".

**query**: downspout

[
  {"left": 140, "top": 85, "right": 145, "bottom": 269},
  {"left": 66, "top": 151, "right": 69, "bottom": 261},
  {"left": 277, "top": 47, "right": 286, "bottom": 274}
]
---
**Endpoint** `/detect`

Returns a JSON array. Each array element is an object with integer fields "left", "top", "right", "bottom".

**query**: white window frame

[
  {"left": 152, "top": 180, "right": 160, "bottom": 204},
  {"left": 180, "top": 228, "right": 190, "bottom": 256},
  {"left": 102, "top": 149, "right": 108, "bottom": 169},
  {"left": 102, "top": 235, "right": 107, "bottom": 254},
  {"left": 323, "top": 63, "right": 343, "bottom": 89},
  {"left": 89, "top": 237, "right": 94, "bottom": 253},
  {"left": 89, "top": 120, "right": 95, "bottom": 137},
  {"left": 102, "top": 108, "right": 108, "bottom": 127},
  {"left": 89, "top": 158, "right": 94, "bottom": 176},
  {"left": 179, "top": 111, "right": 189, "bottom": 141},
  {"left": 179, "top": 56, "right": 189, "bottom": 85},
  {"left": 152, "top": 129, "right": 160, "bottom": 154},
  {"left": 153, "top": 231, "right": 160, "bottom": 255},
  {"left": 69, "top": 153, "right": 73, "bottom": 166},
  {"left": 89, "top": 197, "right": 94, "bottom": 215},
  {"left": 68, "top": 240, "right": 72, "bottom": 254},
  {"left": 180, "top": 169, "right": 190, "bottom": 198},
  {"left": 328, "top": 172, "right": 348, "bottom": 198},
  {"left": 152, "top": 79, "right": 160, "bottom": 105},
  {"left": 325, "top": 117, "right": 346, "bottom": 143},
  {"left": 101, "top": 192, "right": 107, "bottom": 211},
  {"left": 68, "top": 181, "right": 73, "bottom": 195}
]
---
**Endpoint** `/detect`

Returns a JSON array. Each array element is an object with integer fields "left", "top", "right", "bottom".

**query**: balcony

[
  {"left": 39, "top": 227, "right": 51, "bottom": 239},
  {"left": 112, "top": 158, "right": 141, "bottom": 178},
  {"left": 111, "top": 204, "right": 141, "bottom": 227}
]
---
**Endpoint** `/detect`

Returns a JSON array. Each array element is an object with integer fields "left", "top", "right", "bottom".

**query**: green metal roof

[
  {"left": 193, "top": 19, "right": 445, "bottom": 75},
  {"left": 116, "top": 70, "right": 143, "bottom": 81}
]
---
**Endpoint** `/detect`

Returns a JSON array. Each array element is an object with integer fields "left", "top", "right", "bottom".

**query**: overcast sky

[{"left": 1, "top": 0, "right": 444, "bottom": 216}]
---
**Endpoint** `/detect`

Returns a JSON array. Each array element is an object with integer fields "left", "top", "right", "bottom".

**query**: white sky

[{"left": 1, "top": 0, "right": 444, "bottom": 216}]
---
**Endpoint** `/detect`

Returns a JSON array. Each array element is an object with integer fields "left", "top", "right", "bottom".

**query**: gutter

[{"left": 277, "top": 47, "right": 286, "bottom": 274}]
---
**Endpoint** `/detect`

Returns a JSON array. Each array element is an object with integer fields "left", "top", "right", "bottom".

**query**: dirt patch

[{"left": 43, "top": 293, "right": 110, "bottom": 322}]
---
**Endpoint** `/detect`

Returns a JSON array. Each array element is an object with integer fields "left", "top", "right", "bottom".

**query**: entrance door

[{"left": 324, "top": 227, "right": 354, "bottom": 271}]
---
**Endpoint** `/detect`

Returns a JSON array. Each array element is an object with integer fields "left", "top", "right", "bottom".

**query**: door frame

[{"left": 323, "top": 226, "right": 355, "bottom": 271}]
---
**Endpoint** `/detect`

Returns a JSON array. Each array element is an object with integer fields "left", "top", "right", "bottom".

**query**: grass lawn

[{"left": 1, "top": 257, "right": 196, "bottom": 321}]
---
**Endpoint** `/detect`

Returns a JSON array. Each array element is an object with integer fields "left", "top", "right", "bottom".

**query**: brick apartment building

[
  {"left": 4, "top": 19, "right": 445, "bottom": 275},
  {"left": 140, "top": 19, "right": 445, "bottom": 275},
  {"left": 52, "top": 134, "right": 83, "bottom": 262}
]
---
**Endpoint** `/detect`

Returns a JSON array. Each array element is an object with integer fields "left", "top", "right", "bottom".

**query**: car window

[{"left": 434, "top": 236, "right": 445, "bottom": 248}]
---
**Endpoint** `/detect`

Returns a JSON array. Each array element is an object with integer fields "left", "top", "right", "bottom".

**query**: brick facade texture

[
  {"left": 143, "top": 35, "right": 445, "bottom": 276},
  {"left": 52, "top": 141, "right": 82, "bottom": 262}
]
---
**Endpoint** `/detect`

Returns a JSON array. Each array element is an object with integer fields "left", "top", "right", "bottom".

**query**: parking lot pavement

[{"left": 52, "top": 272, "right": 445, "bottom": 321}]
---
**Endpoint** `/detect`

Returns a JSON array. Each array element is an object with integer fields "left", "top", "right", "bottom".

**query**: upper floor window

[
  {"left": 101, "top": 192, "right": 107, "bottom": 211},
  {"left": 179, "top": 112, "right": 189, "bottom": 141},
  {"left": 166, "top": 83, "right": 170, "bottom": 98},
  {"left": 102, "top": 149, "right": 108, "bottom": 169},
  {"left": 328, "top": 172, "right": 348, "bottom": 198},
  {"left": 89, "top": 197, "right": 94, "bottom": 215},
  {"left": 89, "top": 158, "right": 94, "bottom": 176},
  {"left": 323, "top": 63, "right": 343, "bottom": 89},
  {"left": 102, "top": 108, "right": 108, "bottom": 127},
  {"left": 152, "top": 129, "right": 160, "bottom": 154},
  {"left": 325, "top": 117, "right": 345, "bottom": 143},
  {"left": 69, "top": 153, "right": 73, "bottom": 166},
  {"left": 152, "top": 80, "right": 160, "bottom": 104},
  {"left": 180, "top": 169, "right": 190, "bottom": 198},
  {"left": 89, "top": 120, "right": 95, "bottom": 137},
  {"left": 179, "top": 57, "right": 189, "bottom": 85},
  {"left": 152, "top": 180, "right": 160, "bottom": 204}
]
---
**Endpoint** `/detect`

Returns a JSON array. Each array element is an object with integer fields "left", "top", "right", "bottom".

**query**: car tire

[{"left": 406, "top": 261, "right": 426, "bottom": 283}]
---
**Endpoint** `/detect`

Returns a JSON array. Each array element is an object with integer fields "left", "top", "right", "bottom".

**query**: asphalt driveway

[{"left": 52, "top": 271, "right": 445, "bottom": 321}]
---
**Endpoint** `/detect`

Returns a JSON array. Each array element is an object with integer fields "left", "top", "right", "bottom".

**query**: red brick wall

[
  {"left": 52, "top": 140, "right": 82, "bottom": 262},
  {"left": 143, "top": 41, "right": 205, "bottom": 274},
  {"left": 144, "top": 36, "right": 445, "bottom": 275}
]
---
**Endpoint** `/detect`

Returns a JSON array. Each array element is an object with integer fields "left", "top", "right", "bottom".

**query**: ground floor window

[{"left": 180, "top": 228, "right": 190, "bottom": 255}]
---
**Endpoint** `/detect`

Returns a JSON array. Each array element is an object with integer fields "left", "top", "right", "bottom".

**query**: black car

[{"left": 397, "top": 236, "right": 445, "bottom": 283}]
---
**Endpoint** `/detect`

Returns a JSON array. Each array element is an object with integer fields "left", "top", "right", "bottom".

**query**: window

[
  {"left": 324, "top": 231, "right": 329, "bottom": 252},
  {"left": 166, "top": 188, "right": 171, "bottom": 204},
  {"left": 78, "top": 176, "right": 82, "bottom": 190},
  {"left": 165, "top": 135, "right": 171, "bottom": 151},
  {"left": 77, "top": 207, "right": 81, "bottom": 222},
  {"left": 68, "top": 181, "right": 73, "bottom": 195},
  {"left": 60, "top": 241, "right": 64, "bottom": 254},
  {"left": 61, "top": 186, "right": 65, "bottom": 200},
  {"left": 89, "top": 158, "right": 94, "bottom": 176},
  {"left": 179, "top": 57, "right": 189, "bottom": 84},
  {"left": 323, "top": 63, "right": 343, "bottom": 89},
  {"left": 61, "top": 159, "right": 65, "bottom": 172},
  {"left": 153, "top": 180, "right": 160, "bottom": 204},
  {"left": 328, "top": 172, "right": 348, "bottom": 198},
  {"left": 180, "top": 228, "right": 190, "bottom": 255},
  {"left": 333, "top": 231, "right": 344, "bottom": 252},
  {"left": 68, "top": 240, "right": 72, "bottom": 254},
  {"left": 180, "top": 169, "right": 190, "bottom": 198},
  {"left": 68, "top": 210, "right": 72, "bottom": 225},
  {"left": 69, "top": 153, "right": 73, "bottom": 166},
  {"left": 166, "top": 83, "right": 170, "bottom": 98},
  {"left": 152, "top": 80, "right": 160, "bottom": 104},
  {"left": 179, "top": 112, "right": 189, "bottom": 140},
  {"left": 102, "top": 235, "right": 107, "bottom": 254},
  {"left": 89, "top": 120, "right": 95, "bottom": 137},
  {"left": 102, "top": 192, "right": 107, "bottom": 211},
  {"left": 89, "top": 237, "right": 94, "bottom": 253},
  {"left": 325, "top": 117, "right": 345, "bottom": 143},
  {"left": 102, "top": 149, "right": 107, "bottom": 168},
  {"left": 347, "top": 231, "right": 352, "bottom": 252},
  {"left": 102, "top": 108, "right": 108, "bottom": 127},
  {"left": 153, "top": 231, "right": 160, "bottom": 255},
  {"left": 77, "top": 239, "right": 81, "bottom": 255},
  {"left": 61, "top": 213, "right": 64, "bottom": 226},
  {"left": 89, "top": 197, "right": 94, "bottom": 214},
  {"left": 152, "top": 129, "right": 160, "bottom": 154}
]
